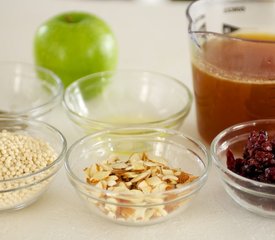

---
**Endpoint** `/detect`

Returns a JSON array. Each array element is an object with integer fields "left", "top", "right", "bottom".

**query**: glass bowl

[
  {"left": 63, "top": 70, "right": 192, "bottom": 134},
  {"left": 65, "top": 127, "right": 209, "bottom": 226},
  {"left": 211, "top": 119, "right": 275, "bottom": 218},
  {"left": 0, "top": 118, "right": 67, "bottom": 211},
  {"left": 0, "top": 62, "right": 63, "bottom": 119}
]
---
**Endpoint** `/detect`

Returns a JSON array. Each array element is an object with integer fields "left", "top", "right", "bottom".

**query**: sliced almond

[
  {"left": 101, "top": 164, "right": 113, "bottom": 171},
  {"left": 86, "top": 164, "right": 99, "bottom": 177},
  {"left": 131, "top": 170, "right": 151, "bottom": 183},
  {"left": 117, "top": 207, "right": 135, "bottom": 219},
  {"left": 130, "top": 189, "right": 144, "bottom": 195},
  {"left": 125, "top": 181, "right": 132, "bottom": 188},
  {"left": 111, "top": 169, "right": 126, "bottom": 177},
  {"left": 151, "top": 182, "right": 168, "bottom": 193},
  {"left": 162, "top": 175, "right": 178, "bottom": 182},
  {"left": 129, "top": 153, "right": 141, "bottom": 162},
  {"left": 177, "top": 172, "right": 190, "bottom": 184},
  {"left": 143, "top": 161, "right": 158, "bottom": 167},
  {"left": 162, "top": 169, "right": 174, "bottom": 176},
  {"left": 137, "top": 180, "right": 152, "bottom": 194},
  {"left": 106, "top": 154, "right": 119, "bottom": 163},
  {"left": 92, "top": 171, "right": 111, "bottom": 181},
  {"left": 112, "top": 162, "right": 128, "bottom": 169},
  {"left": 84, "top": 152, "right": 198, "bottom": 222},
  {"left": 131, "top": 161, "right": 146, "bottom": 171},
  {"left": 123, "top": 171, "right": 139, "bottom": 179},
  {"left": 107, "top": 179, "right": 117, "bottom": 187},
  {"left": 146, "top": 176, "right": 162, "bottom": 187}
]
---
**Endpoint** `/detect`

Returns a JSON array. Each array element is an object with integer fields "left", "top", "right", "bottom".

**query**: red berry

[{"left": 226, "top": 130, "right": 275, "bottom": 184}]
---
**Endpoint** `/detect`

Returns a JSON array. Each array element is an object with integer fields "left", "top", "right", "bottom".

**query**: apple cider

[{"left": 192, "top": 32, "right": 275, "bottom": 143}]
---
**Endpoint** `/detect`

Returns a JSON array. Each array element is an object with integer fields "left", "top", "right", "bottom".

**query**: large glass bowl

[
  {"left": 211, "top": 119, "right": 275, "bottom": 218},
  {"left": 63, "top": 70, "right": 192, "bottom": 134},
  {"left": 0, "top": 62, "right": 63, "bottom": 119},
  {"left": 65, "top": 127, "right": 209, "bottom": 226},
  {"left": 0, "top": 118, "right": 67, "bottom": 211}
]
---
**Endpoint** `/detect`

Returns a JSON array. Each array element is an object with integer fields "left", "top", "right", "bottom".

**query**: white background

[{"left": 0, "top": 0, "right": 274, "bottom": 239}]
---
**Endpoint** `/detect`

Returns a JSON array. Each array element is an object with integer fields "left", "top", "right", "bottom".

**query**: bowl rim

[
  {"left": 0, "top": 61, "right": 63, "bottom": 118},
  {"left": 211, "top": 118, "right": 275, "bottom": 189},
  {"left": 62, "top": 69, "right": 193, "bottom": 127},
  {"left": 0, "top": 117, "right": 67, "bottom": 184},
  {"left": 64, "top": 126, "right": 210, "bottom": 199}
]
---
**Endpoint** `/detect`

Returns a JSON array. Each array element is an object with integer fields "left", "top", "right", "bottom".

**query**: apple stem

[{"left": 65, "top": 15, "right": 74, "bottom": 23}]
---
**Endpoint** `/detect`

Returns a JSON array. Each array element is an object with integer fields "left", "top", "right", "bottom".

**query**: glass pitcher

[{"left": 187, "top": 0, "right": 275, "bottom": 144}]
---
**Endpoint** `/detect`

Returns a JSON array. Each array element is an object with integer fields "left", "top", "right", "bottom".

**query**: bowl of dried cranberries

[{"left": 211, "top": 119, "right": 275, "bottom": 218}]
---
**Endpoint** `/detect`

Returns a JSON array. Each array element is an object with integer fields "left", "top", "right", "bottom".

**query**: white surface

[{"left": 0, "top": 0, "right": 274, "bottom": 239}]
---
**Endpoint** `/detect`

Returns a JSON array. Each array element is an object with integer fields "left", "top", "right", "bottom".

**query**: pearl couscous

[{"left": 0, "top": 130, "right": 57, "bottom": 210}]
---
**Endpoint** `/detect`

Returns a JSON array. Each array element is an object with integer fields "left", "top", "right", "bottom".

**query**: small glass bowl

[
  {"left": 211, "top": 119, "right": 275, "bottom": 218},
  {"left": 65, "top": 127, "right": 209, "bottom": 226},
  {"left": 63, "top": 70, "right": 192, "bottom": 134},
  {"left": 0, "top": 118, "right": 67, "bottom": 211},
  {"left": 0, "top": 62, "right": 63, "bottom": 119}
]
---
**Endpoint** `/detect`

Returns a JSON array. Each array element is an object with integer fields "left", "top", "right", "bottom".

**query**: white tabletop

[{"left": 0, "top": 0, "right": 274, "bottom": 239}]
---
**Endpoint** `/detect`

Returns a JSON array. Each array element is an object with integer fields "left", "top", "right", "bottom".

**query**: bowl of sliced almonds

[{"left": 65, "top": 127, "right": 210, "bottom": 225}]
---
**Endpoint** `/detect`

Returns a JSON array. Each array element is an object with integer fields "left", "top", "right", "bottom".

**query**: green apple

[{"left": 33, "top": 11, "right": 118, "bottom": 88}]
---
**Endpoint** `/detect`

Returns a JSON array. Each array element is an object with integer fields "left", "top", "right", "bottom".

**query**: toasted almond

[
  {"left": 107, "top": 175, "right": 119, "bottom": 181},
  {"left": 165, "top": 184, "right": 176, "bottom": 191},
  {"left": 125, "top": 181, "right": 132, "bottom": 187},
  {"left": 112, "top": 185, "right": 129, "bottom": 193},
  {"left": 162, "top": 169, "right": 174, "bottom": 176},
  {"left": 87, "top": 178, "right": 99, "bottom": 184},
  {"left": 118, "top": 182, "right": 128, "bottom": 188},
  {"left": 107, "top": 179, "right": 117, "bottom": 187},
  {"left": 92, "top": 171, "right": 111, "bottom": 181},
  {"left": 129, "top": 189, "right": 143, "bottom": 195},
  {"left": 111, "top": 169, "right": 126, "bottom": 176},
  {"left": 146, "top": 176, "right": 162, "bottom": 187},
  {"left": 144, "top": 208, "right": 155, "bottom": 221},
  {"left": 164, "top": 202, "right": 179, "bottom": 213},
  {"left": 101, "top": 164, "right": 113, "bottom": 171},
  {"left": 106, "top": 154, "right": 119, "bottom": 163},
  {"left": 154, "top": 206, "right": 168, "bottom": 217},
  {"left": 129, "top": 153, "right": 141, "bottom": 162},
  {"left": 131, "top": 170, "right": 151, "bottom": 183},
  {"left": 84, "top": 152, "right": 198, "bottom": 222},
  {"left": 132, "top": 161, "right": 146, "bottom": 171},
  {"left": 95, "top": 181, "right": 105, "bottom": 189},
  {"left": 162, "top": 175, "right": 178, "bottom": 182},
  {"left": 184, "top": 175, "right": 198, "bottom": 184},
  {"left": 117, "top": 207, "right": 135, "bottom": 219},
  {"left": 177, "top": 172, "right": 190, "bottom": 183},
  {"left": 174, "top": 171, "right": 182, "bottom": 176},
  {"left": 123, "top": 171, "right": 139, "bottom": 178},
  {"left": 112, "top": 162, "right": 128, "bottom": 169},
  {"left": 137, "top": 180, "right": 152, "bottom": 194},
  {"left": 143, "top": 161, "right": 158, "bottom": 167},
  {"left": 87, "top": 164, "right": 99, "bottom": 177},
  {"left": 151, "top": 183, "right": 168, "bottom": 193},
  {"left": 141, "top": 152, "right": 148, "bottom": 160}
]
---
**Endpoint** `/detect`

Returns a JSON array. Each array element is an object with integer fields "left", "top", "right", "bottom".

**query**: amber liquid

[{"left": 192, "top": 32, "right": 275, "bottom": 144}]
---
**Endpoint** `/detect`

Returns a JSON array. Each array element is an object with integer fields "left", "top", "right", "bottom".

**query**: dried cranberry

[
  {"left": 265, "top": 167, "right": 275, "bottom": 183},
  {"left": 261, "top": 141, "right": 273, "bottom": 152},
  {"left": 254, "top": 151, "right": 273, "bottom": 163},
  {"left": 243, "top": 130, "right": 269, "bottom": 158},
  {"left": 226, "top": 149, "right": 236, "bottom": 171},
  {"left": 235, "top": 158, "right": 245, "bottom": 173},
  {"left": 226, "top": 130, "right": 275, "bottom": 184}
]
